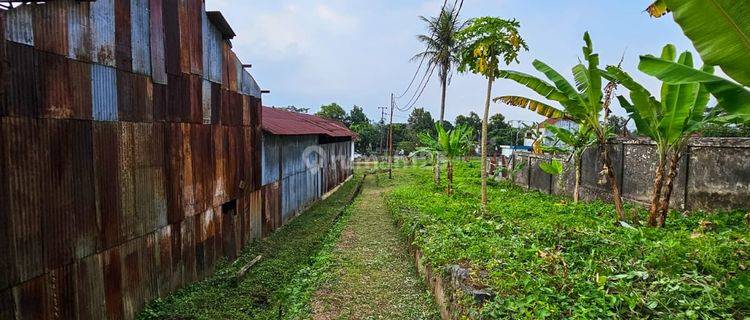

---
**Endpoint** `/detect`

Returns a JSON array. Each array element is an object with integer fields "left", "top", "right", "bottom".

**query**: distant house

[{"left": 261, "top": 107, "right": 357, "bottom": 225}]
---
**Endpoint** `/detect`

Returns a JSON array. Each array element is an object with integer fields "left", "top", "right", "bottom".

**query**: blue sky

[{"left": 206, "top": 0, "right": 696, "bottom": 124}]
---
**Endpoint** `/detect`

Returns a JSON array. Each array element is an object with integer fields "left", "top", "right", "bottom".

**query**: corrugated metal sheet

[
  {"left": 115, "top": 0, "right": 132, "bottom": 71},
  {"left": 90, "top": 0, "right": 116, "bottom": 66},
  {"left": 202, "top": 79, "right": 212, "bottom": 124},
  {"left": 102, "top": 247, "right": 124, "bottom": 319},
  {"left": 33, "top": 1, "right": 69, "bottom": 56},
  {"left": 1, "top": 117, "right": 47, "bottom": 286},
  {"left": 76, "top": 253, "right": 106, "bottom": 320},
  {"left": 2, "top": 42, "right": 40, "bottom": 118},
  {"left": 202, "top": 9, "right": 222, "bottom": 84},
  {"left": 261, "top": 133, "right": 280, "bottom": 186},
  {"left": 130, "top": 0, "right": 152, "bottom": 76},
  {"left": 12, "top": 275, "right": 48, "bottom": 319},
  {"left": 177, "top": 0, "right": 190, "bottom": 74},
  {"left": 262, "top": 106, "right": 357, "bottom": 138},
  {"left": 149, "top": 0, "right": 167, "bottom": 84},
  {"left": 46, "top": 263, "right": 78, "bottom": 319},
  {"left": 67, "top": 1, "right": 92, "bottom": 61},
  {"left": 162, "top": 0, "right": 180, "bottom": 75},
  {"left": 5, "top": 4, "right": 35, "bottom": 45},
  {"left": 188, "top": 0, "right": 203, "bottom": 75},
  {"left": 93, "top": 122, "right": 124, "bottom": 249},
  {"left": 239, "top": 68, "right": 252, "bottom": 95},
  {"left": 92, "top": 63, "right": 119, "bottom": 121}
]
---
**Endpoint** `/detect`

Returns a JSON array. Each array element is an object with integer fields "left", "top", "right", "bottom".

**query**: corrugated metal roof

[{"left": 261, "top": 107, "right": 356, "bottom": 138}]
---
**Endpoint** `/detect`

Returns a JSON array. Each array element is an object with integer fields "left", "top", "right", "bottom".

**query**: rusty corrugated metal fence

[{"left": 0, "top": 1, "right": 270, "bottom": 319}]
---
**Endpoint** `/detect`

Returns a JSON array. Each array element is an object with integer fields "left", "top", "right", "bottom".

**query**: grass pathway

[{"left": 309, "top": 174, "right": 439, "bottom": 320}]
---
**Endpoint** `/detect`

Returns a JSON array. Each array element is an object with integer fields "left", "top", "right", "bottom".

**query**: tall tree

[
  {"left": 456, "top": 17, "right": 528, "bottom": 210},
  {"left": 488, "top": 113, "right": 514, "bottom": 146},
  {"left": 414, "top": 5, "right": 467, "bottom": 123},
  {"left": 315, "top": 103, "right": 347, "bottom": 124},
  {"left": 348, "top": 105, "right": 369, "bottom": 126},
  {"left": 495, "top": 33, "right": 628, "bottom": 221},
  {"left": 407, "top": 108, "right": 436, "bottom": 140}
]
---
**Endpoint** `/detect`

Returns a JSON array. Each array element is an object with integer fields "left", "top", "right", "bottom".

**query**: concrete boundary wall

[{"left": 511, "top": 137, "right": 750, "bottom": 212}]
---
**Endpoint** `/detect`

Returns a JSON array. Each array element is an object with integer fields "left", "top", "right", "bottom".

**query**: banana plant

[
  {"left": 607, "top": 44, "right": 712, "bottom": 227},
  {"left": 494, "top": 32, "right": 627, "bottom": 221},
  {"left": 413, "top": 123, "right": 474, "bottom": 194},
  {"left": 544, "top": 125, "right": 597, "bottom": 203},
  {"left": 644, "top": 0, "right": 750, "bottom": 123}
]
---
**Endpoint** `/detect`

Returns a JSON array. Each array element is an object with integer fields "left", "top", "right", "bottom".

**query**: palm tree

[
  {"left": 607, "top": 44, "right": 713, "bottom": 227},
  {"left": 415, "top": 123, "right": 474, "bottom": 194},
  {"left": 494, "top": 33, "right": 627, "bottom": 221},
  {"left": 414, "top": 5, "right": 467, "bottom": 124},
  {"left": 456, "top": 17, "right": 528, "bottom": 210}
]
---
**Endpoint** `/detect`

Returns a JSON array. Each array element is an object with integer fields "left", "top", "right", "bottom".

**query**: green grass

[
  {"left": 139, "top": 175, "right": 362, "bottom": 320},
  {"left": 386, "top": 162, "right": 750, "bottom": 319}
]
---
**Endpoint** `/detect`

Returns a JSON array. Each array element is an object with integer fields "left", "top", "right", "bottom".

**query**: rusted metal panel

[
  {"left": 67, "top": 1, "right": 93, "bottom": 61},
  {"left": 190, "top": 124, "right": 212, "bottom": 215},
  {"left": 153, "top": 83, "right": 167, "bottom": 122},
  {"left": 240, "top": 69, "right": 252, "bottom": 95},
  {"left": 202, "top": 8, "right": 222, "bottom": 83},
  {"left": 115, "top": 0, "right": 132, "bottom": 71},
  {"left": 241, "top": 95, "right": 251, "bottom": 127},
  {"left": 242, "top": 127, "right": 254, "bottom": 193},
  {"left": 164, "top": 123, "right": 184, "bottom": 225},
  {"left": 102, "top": 248, "right": 125, "bottom": 320},
  {"left": 130, "top": 0, "right": 152, "bottom": 76},
  {"left": 202, "top": 79, "right": 212, "bottom": 124},
  {"left": 2, "top": 42, "right": 40, "bottom": 118},
  {"left": 188, "top": 0, "right": 203, "bottom": 75},
  {"left": 181, "top": 123, "right": 197, "bottom": 217},
  {"left": 189, "top": 74, "right": 203, "bottom": 123},
  {"left": 141, "top": 232, "right": 159, "bottom": 313},
  {"left": 90, "top": 0, "right": 116, "bottom": 66},
  {"left": 39, "top": 51, "right": 92, "bottom": 120},
  {"left": 220, "top": 199, "right": 239, "bottom": 260},
  {"left": 91, "top": 63, "right": 119, "bottom": 121},
  {"left": 212, "top": 125, "right": 228, "bottom": 207},
  {"left": 166, "top": 73, "right": 188, "bottom": 122},
  {"left": 162, "top": 0, "right": 180, "bottom": 76},
  {"left": 177, "top": 0, "right": 190, "bottom": 74},
  {"left": 33, "top": 1, "right": 69, "bottom": 56},
  {"left": 2, "top": 117, "right": 47, "bottom": 285},
  {"left": 12, "top": 275, "right": 48, "bottom": 320},
  {"left": 0, "top": 288, "right": 15, "bottom": 320},
  {"left": 118, "top": 72, "right": 153, "bottom": 122},
  {"left": 180, "top": 217, "right": 197, "bottom": 284},
  {"left": 120, "top": 237, "right": 145, "bottom": 320},
  {"left": 133, "top": 123, "right": 167, "bottom": 235},
  {"left": 210, "top": 82, "right": 221, "bottom": 124},
  {"left": 262, "top": 182, "right": 281, "bottom": 237},
  {"left": 149, "top": 0, "right": 167, "bottom": 84},
  {"left": 118, "top": 122, "right": 139, "bottom": 243},
  {"left": 225, "top": 126, "right": 240, "bottom": 201},
  {"left": 46, "top": 263, "right": 77, "bottom": 320},
  {"left": 44, "top": 119, "right": 98, "bottom": 271},
  {"left": 76, "top": 254, "right": 106, "bottom": 320},
  {"left": 93, "top": 122, "right": 124, "bottom": 249},
  {"left": 5, "top": 4, "right": 35, "bottom": 45},
  {"left": 155, "top": 225, "right": 173, "bottom": 297}
]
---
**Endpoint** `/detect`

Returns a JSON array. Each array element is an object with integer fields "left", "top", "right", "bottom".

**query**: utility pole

[
  {"left": 388, "top": 93, "right": 394, "bottom": 179},
  {"left": 377, "top": 106, "right": 387, "bottom": 156}
]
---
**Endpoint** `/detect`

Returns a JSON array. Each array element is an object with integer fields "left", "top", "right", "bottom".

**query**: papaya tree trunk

[
  {"left": 573, "top": 153, "right": 582, "bottom": 203},
  {"left": 598, "top": 140, "right": 625, "bottom": 221},
  {"left": 481, "top": 75, "right": 494, "bottom": 209},
  {"left": 657, "top": 150, "right": 682, "bottom": 227},
  {"left": 647, "top": 151, "right": 667, "bottom": 227},
  {"left": 447, "top": 160, "right": 454, "bottom": 195}
]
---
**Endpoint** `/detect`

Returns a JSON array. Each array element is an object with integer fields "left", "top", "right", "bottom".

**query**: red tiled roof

[{"left": 262, "top": 106, "right": 357, "bottom": 138}]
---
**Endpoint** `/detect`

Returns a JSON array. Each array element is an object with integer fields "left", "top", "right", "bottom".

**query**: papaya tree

[
  {"left": 494, "top": 33, "right": 628, "bottom": 221},
  {"left": 414, "top": 123, "right": 474, "bottom": 194},
  {"left": 455, "top": 17, "right": 528, "bottom": 209},
  {"left": 607, "top": 45, "right": 713, "bottom": 227}
]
